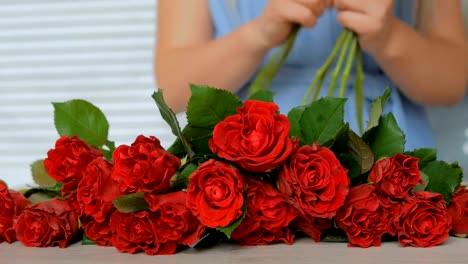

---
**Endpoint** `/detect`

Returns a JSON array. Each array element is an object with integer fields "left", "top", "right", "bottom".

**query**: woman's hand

[
  {"left": 333, "top": 0, "right": 397, "bottom": 56},
  {"left": 252, "top": 0, "right": 333, "bottom": 50}
]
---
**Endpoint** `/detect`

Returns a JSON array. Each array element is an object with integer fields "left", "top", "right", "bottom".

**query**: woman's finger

[
  {"left": 274, "top": 0, "right": 318, "bottom": 27},
  {"left": 333, "top": 0, "right": 374, "bottom": 14}
]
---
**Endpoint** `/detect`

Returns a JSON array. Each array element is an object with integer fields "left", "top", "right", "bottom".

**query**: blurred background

[{"left": 1, "top": 0, "right": 468, "bottom": 188}]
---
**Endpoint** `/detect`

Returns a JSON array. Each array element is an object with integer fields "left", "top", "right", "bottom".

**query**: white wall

[{"left": 0, "top": 0, "right": 177, "bottom": 188}]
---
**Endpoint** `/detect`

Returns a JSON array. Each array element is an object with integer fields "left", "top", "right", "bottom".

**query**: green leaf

[
  {"left": 321, "top": 234, "right": 348, "bottom": 243},
  {"left": 167, "top": 124, "right": 214, "bottom": 157},
  {"left": 187, "top": 85, "right": 242, "bottom": 128},
  {"left": 300, "top": 97, "right": 347, "bottom": 146},
  {"left": 171, "top": 163, "right": 198, "bottom": 190},
  {"left": 248, "top": 25, "right": 300, "bottom": 95},
  {"left": 247, "top": 90, "right": 275, "bottom": 102},
  {"left": 112, "top": 193, "right": 149, "bottom": 213},
  {"left": 348, "top": 131, "right": 374, "bottom": 174},
  {"left": 27, "top": 193, "right": 54, "bottom": 204},
  {"left": 152, "top": 90, "right": 195, "bottom": 159},
  {"left": 216, "top": 195, "right": 247, "bottom": 239},
  {"left": 366, "top": 88, "right": 391, "bottom": 132},
  {"left": 404, "top": 148, "right": 437, "bottom": 169},
  {"left": 23, "top": 182, "right": 63, "bottom": 199},
  {"left": 287, "top": 106, "right": 306, "bottom": 144},
  {"left": 30, "top": 159, "right": 56, "bottom": 187},
  {"left": 413, "top": 171, "right": 430, "bottom": 192},
  {"left": 423, "top": 161, "right": 463, "bottom": 204},
  {"left": 363, "top": 113, "right": 405, "bottom": 160},
  {"left": 338, "top": 154, "right": 362, "bottom": 185},
  {"left": 82, "top": 234, "right": 96, "bottom": 245},
  {"left": 53, "top": 99, "right": 110, "bottom": 149},
  {"left": 325, "top": 123, "right": 349, "bottom": 151}
]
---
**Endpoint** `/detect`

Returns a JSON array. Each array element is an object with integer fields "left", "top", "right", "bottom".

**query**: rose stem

[
  {"left": 354, "top": 45, "right": 365, "bottom": 134},
  {"left": 248, "top": 25, "right": 301, "bottom": 96},
  {"left": 302, "top": 29, "right": 347, "bottom": 105},
  {"left": 327, "top": 29, "right": 353, "bottom": 97},
  {"left": 338, "top": 35, "right": 357, "bottom": 98}
]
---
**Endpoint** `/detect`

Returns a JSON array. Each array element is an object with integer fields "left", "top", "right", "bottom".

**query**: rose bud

[
  {"left": 335, "top": 184, "right": 398, "bottom": 248},
  {"left": 368, "top": 154, "right": 421, "bottom": 199},
  {"left": 209, "top": 100, "right": 297, "bottom": 172},
  {"left": 278, "top": 143, "right": 349, "bottom": 219},
  {"left": 396, "top": 191, "right": 452, "bottom": 247},
  {"left": 145, "top": 191, "right": 205, "bottom": 247},
  {"left": 112, "top": 135, "right": 180, "bottom": 193},
  {"left": 0, "top": 182, "right": 30, "bottom": 243},
  {"left": 110, "top": 211, "right": 177, "bottom": 255},
  {"left": 186, "top": 159, "right": 245, "bottom": 228},
  {"left": 231, "top": 177, "right": 297, "bottom": 245},
  {"left": 44, "top": 136, "right": 102, "bottom": 196},
  {"left": 15, "top": 198, "right": 79, "bottom": 248},
  {"left": 447, "top": 186, "right": 468, "bottom": 237},
  {"left": 77, "top": 157, "right": 119, "bottom": 221}
]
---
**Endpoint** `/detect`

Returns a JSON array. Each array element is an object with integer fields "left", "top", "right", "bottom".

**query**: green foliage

[
  {"left": 413, "top": 171, "right": 430, "bottom": 192},
  {"left": 248, "top": 25, "right": 300, "bottom": 95},
  {"left": 168, "top": 85, "right": 244, "bottom": 158},
  {"left": 171, "top": 163, "right": 198, "bottom": 190},
  {"left": 187, "top": 85, "right": 242, "bottom": 128},
  {"left": 300, "top": 97, "right": 347, "bottom": 146},
  {"left": 152, "top": 90, "right": 195, "bottom": 159},
  {"left": 30, "top": 159, "right": 56, "bottom": 186},
  {"left": 82, "top": 235, "right": 96, "bottom": 245},
  {"left": 405, "top": 148, "right": 437, "bottom": 169},
  {"left": 112, "top": 193, "right": 149, "bottom": 213},
  {"left": 248, "top": 90, "right": 275, "bottom": 102},
  {"left": 287, "top": 106, "right": 306, "bottom": 144},
  {"left": 168, "top": 125, "right": 214, "bottom": 157},
  {"left": 53, "top": 100, "right": 110, "bottom": 149},
  {"left": 347, "top": 131, "right": 374, "bottom": 174},
  {"left": 366, "top": 88, "right": 391, "bottom": 132},
  {"left": 52, "top": 99, "right": 115, "bottom": 160},
  {"left": 23, "top": 182, "right": 63, "bottom": 200},
  {"left": 423, "top": 161, "right": 463, "bottom": 204},
  {"left": 338, "top": 154, "right": 362, "bottom": 185},
  {"left": 363, "top": 113, "right": 405, "bottom": 160}
]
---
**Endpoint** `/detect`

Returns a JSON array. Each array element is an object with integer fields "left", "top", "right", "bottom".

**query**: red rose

[
  {"left": 293, "top": 216, "right": 332, "bottom": 242},
  {"left": 335, "top": 185, "right": 396, "bottom": 248},
  {"left": 186, "top": 159, "right": 245, "bottom": 228},
  {"left": 0, "top": 182, "right": 30, "bottom": 243},
  {"left": 145, "top": 191, "right": 206, "bottom": 247},
  {"left": 81, "top": 215, "right": 113, "bottom": 247},
  {"left": 77, "top": 157, "right": 119, "bottom": 221},
  {"left": 44, "top": 136, "right": 102, "bottom": 196},
  {"left": 209, "top": 100, "right": 297, "bottom": 172},
  {"left": 396, "top": 191, "right": 452, "bottom": 247},
  {"left": 231, "top": 177, "right": 297, "bottom": 246},
  {"left": 448, "top": 186, "right": 468, "bottom": 236},
  {"left": 368, "top": 154, "right": 421, "bottom": 199},
  {"left": 64, "top": 192, "right": 81, "bottom": 217},
  {"left": 278, "top": 143, "right": 349, "bottom": 219},
  {"left": 15, "top": 198, "right": 79, "bottom": 248},
  {"left": 110, "top": 211, "right": 177, "bottom": 255},
  {"left": 112, "top": 135, "right": 180, "bottom": 193}
]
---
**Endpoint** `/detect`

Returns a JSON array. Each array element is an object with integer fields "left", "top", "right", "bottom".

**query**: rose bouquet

[{"left": 1, "top": 28, "right": 468, "bottom": 254}]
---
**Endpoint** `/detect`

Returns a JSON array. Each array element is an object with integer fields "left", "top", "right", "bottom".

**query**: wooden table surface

[{"left": 2, "top": 237, "right": 467, "bottom": 264}]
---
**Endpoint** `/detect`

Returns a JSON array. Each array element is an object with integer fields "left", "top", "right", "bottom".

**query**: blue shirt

[{"left": 208, "top": 0, "right": 435, "bottom": 150}]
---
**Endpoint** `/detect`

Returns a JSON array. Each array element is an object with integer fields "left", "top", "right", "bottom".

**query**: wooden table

[{"left": 2, "top": 237, "right": 467, "bottom": 264}]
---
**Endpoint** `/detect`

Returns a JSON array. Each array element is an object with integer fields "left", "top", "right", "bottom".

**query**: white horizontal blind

[{"left": 0, "top": 0, "right": 179, "bottom": 188}]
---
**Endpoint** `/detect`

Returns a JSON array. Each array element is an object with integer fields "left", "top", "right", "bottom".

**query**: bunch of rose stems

[{"left": 250, "top": 27, "right": 364, "bottom": 133}]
